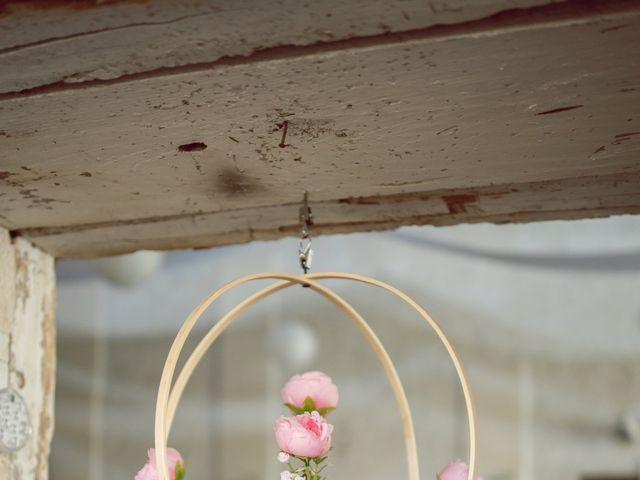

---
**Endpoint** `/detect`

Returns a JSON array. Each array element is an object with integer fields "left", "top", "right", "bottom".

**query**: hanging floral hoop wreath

[{"left": 139, "top": 272, "right": 478, "bottom": 480}]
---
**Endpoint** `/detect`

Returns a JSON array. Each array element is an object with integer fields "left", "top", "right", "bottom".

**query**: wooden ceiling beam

[{"left": 0, "top": 1, "right": 639, "bottom": 257}]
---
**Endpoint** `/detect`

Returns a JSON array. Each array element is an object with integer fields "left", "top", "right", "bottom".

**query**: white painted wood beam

[{"left": 0, "top": 1, "right": 639, "bottom": 257}]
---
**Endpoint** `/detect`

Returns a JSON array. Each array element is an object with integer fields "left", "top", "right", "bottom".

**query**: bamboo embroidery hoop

[{"left": 154, "top": 272, "right": 477, "bottom": 480}]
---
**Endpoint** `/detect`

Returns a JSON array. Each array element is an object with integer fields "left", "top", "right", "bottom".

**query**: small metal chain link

[{"left": 298, "top": 192, "right": 313, "bottom": 274}]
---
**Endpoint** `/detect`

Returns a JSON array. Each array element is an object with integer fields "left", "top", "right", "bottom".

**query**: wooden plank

[
  {"left": 0, "top": 2, "right": 639, "bottom": 257},
  {"left": 0, "top": 230, "right": 56, "bottom": 480},
  {"left": 14, "top": 172, "right": 640, "bottom": 258},
  {"left": 0, "top": 0, "right": 562, "bottom": 94}
]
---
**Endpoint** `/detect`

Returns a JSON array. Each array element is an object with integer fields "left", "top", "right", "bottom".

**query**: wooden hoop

[{"left": 154, "top": 273, "right": 476, "bottom": 480}]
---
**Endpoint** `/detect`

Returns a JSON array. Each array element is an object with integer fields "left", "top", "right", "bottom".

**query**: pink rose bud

[
  {"left": 135, "top": 448, "right": 184, "bottom": 480},
  {"left": 438, "top": 460, "right": 482, "bottom": 480},
  {"left": 281, "top": 371, "right": 339, "bottom": 411},
  {"left": 275, "top": 412, "right": 333, "bottom": 458}
]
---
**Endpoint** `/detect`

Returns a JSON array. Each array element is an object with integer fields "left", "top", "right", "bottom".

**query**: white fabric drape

[{"left": 52, "top": 216, "right": 640, "bottom": 480}]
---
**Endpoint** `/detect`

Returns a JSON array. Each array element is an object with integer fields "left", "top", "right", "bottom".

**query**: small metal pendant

[{"left": 0, "top": 387, "right": 32, "bottom": 453}]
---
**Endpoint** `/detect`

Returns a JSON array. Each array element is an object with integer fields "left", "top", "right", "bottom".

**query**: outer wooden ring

[{"left": 154, "top": 273, "right": 477, "bottom": 480}]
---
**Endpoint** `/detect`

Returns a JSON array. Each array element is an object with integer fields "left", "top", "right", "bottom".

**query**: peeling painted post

[{"left": 0, "top": 229, "right": 55, "bottom": 480}]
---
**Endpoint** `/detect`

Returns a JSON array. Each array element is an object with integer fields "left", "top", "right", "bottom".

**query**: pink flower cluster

[
  {"left": 134, "top": 373, "right": 480, "bottom": 480},
  {"left": 274, "top": 371, "right": 338, "bottom": 480}
]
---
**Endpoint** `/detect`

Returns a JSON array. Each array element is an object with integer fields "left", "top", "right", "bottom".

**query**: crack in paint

[{"left": 0, "top": 10, "right": 216, "bottom": 56}]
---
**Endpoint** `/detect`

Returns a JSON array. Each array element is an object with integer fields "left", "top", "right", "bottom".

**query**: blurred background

[{"left": 51, "top": 215, "right": 640, "bottom": 480}]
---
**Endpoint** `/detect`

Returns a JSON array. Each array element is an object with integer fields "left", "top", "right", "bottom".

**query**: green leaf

[
  {"left": 302, "top": 396, "right": 317, "bottom": 413},
  {"left": 175, "top": 461, "right": 186, "bottom": 480},
  {"left": 316, "top": 407, "right": 335, "bottom": 416},
  {"left": 284, "top": 403, "right": 305, "bottom": 415}
]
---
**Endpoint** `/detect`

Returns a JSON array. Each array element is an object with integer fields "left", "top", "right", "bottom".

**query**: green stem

[{"left": 289, "top": 454, "right": 325, "bottom": 480}]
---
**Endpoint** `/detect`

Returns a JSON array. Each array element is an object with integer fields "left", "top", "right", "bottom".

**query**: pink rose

[
  {"left": 135, "top": 448, "right": 184, "bottom": 480},
  {"left": 281, "top": 371, "right": 339, "bottom": 411},
  {"left": 275, "top": 412, "right": 333, "bottom": 458},
  {"left": 438, "top": 460, "right": 482, "bottom": 480}
]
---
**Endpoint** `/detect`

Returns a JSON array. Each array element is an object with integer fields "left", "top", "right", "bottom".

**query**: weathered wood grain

[
  {"left": 0, "top": 0, "right": 563, "bottom": 94},
  {"left": 13, "top": 172, "right": 640, "bottom": 258},
  {"left": 0, "top": 231, "right": 56, "bottom": 480},
  {"left": 0, "top": 2, "right": 639, "bottom": 257}
]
